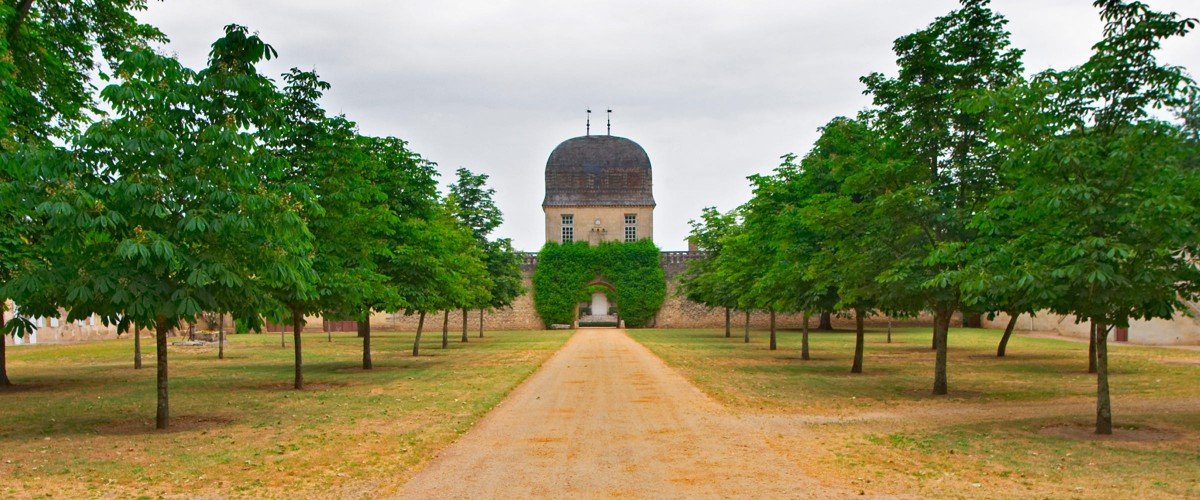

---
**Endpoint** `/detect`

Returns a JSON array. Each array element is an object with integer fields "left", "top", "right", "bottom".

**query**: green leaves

[
  {"left": 0, "top": 0, "right": 166, "bottom": 148},
  {"left": 445, "top": 167, "right": 515, "bottom": 312},
  {"left": 3, "top": 25, "right": 317, "bottom": 334},
  {"left": 448, "top": 168, "right": 503, "bottom": 242},
  {"left": 685, "top": 0, "right": 1200, "bottom": 335},
  {"left": 484, "top": 238, "right": 525, "bottom": 311},
  {"left": 533, "top": 240, "right": 666, "bottom": 327},
  {"left": 678, "top": 206, "right": 741, "bottom": 310},
  {"left": 964, "top": 1, "right": 1200, "bottom": 326}
]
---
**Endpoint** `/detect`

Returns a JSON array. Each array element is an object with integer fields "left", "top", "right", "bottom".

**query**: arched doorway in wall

[{"left": 578, "top": 278, "right": 619, "bottom": 327}]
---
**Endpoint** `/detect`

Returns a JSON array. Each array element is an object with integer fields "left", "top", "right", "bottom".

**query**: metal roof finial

[
  {"left": 586, "top": 109, "right": 591, "bottom": 136},
  {"left": 607, "top": 109, "right": 612, "bottom": 135}
]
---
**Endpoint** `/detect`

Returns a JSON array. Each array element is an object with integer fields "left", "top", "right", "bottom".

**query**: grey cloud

[{"left": 140, "top": 0, "right": 1199, "bottom": 250}]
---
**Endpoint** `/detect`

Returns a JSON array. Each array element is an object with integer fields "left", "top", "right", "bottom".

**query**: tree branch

[{"left": 6, "top": 0, "right": 35, "bottom": 42}]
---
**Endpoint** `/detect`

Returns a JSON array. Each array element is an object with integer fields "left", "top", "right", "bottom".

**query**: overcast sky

[{"left": 138, "top": 0, "right": 1199, "bottom": 251}]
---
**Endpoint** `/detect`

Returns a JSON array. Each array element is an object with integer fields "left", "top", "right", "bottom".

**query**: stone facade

[{"left": 544, "top": 205, "right": 654, "bottom": 245}]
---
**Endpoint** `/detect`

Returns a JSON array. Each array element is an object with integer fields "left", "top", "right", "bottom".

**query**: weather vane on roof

[{"left": 607, "top": 109, "right": 612, "bottom": 135}]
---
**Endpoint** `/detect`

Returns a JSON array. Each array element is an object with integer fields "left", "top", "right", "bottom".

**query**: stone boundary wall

[
  {"left": 360, "top": 277, "right": 544, "bottom": 333},
  {"left": 653, "top": 252, "right": 938, "bottom": 329},
  {"left": 0, "top": 255, "right": 941, "bottom": 346},
  {"left": 3, "top": 300, "right": 174, "bottom": 346},
  {"left": 983, "top": 310, "right": 1200, "bottom": 346},
  {"left": 12, "top": 254, "right": 1197, "bottom": 346}
]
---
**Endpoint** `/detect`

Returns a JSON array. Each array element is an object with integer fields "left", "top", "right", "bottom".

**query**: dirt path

[{"left": 398, "top": 328, "right": 839, "bottom": 498}]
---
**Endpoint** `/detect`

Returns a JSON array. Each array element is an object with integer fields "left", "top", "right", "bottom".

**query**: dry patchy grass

[
  {"left": 629, "top": 327, "right": 1200, "bottom": 498},
  {"left": 0, "top": 329, "right": 571, "bottom": 497}
]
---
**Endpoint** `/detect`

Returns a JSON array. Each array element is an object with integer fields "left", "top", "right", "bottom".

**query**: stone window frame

[
  {"left": 624, "top": 214, "right": 637, "bottom": 242},
  {"left": 561, "top": 214, "right": 574, "bottom": 243}
]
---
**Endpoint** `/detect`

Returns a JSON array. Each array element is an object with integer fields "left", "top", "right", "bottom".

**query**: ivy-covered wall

[{"left": 532, "top": 240, "right": 666, "bottom": 327}]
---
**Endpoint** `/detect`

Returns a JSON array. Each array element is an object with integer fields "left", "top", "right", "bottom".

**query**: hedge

[{"left": 531, "top": 239, "right": 666, "bottom": 327}]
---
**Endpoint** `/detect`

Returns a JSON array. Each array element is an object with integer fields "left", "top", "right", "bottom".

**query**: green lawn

[
  {"left": 628, "top": 327, "right": 1200, "bottom": 497},
  {"left": 0, "top": 329, "right": 571, "bottom": 497}
]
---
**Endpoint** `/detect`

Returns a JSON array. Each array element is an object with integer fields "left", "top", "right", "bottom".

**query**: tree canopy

[
  {"left": 0, "top": 11, "right": 505, "bottom": 426},
  {"left": 683, "top": 0, "right": 1200, "bottom": 434}
]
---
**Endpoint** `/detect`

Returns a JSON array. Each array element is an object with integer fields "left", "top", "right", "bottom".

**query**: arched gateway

[{"left": 579, "top": 278, "right": 618, "bottom": 327}]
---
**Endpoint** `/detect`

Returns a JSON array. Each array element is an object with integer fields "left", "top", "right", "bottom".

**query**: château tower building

[{"left": 542, "top": 135, "right": 655, "bottom": 245}]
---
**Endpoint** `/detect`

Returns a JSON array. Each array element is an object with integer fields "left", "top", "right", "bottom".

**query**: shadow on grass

[
  {"left": 199, "top": 356, "right": 452, "bottom": 375},
  {"left": 227, "top": 380, "right": 354, "bottom": 392},
  {"left": 95, "top": 413, "right": 239, "bottom": 436},
  {"left": 0, "top": 413, "right": 241, "bottom": 438},
  {"left": 966, "top": 353, "right": 1065, "bottom": 361},
  {"left": 773, "top": 356, "right": 837, "bottom": 362},
  {"left": 737, "top": 362, "right": 906, "bottom": 377},
  {"left": 900, "top": 388, "right": 986, "bottom": 399},
  {"left": 0, "top": 377, "right": 127, "bottom": 394}
]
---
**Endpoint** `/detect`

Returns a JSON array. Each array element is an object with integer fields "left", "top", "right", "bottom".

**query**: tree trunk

[
  {"left": 931, "top": 324, "right": 938, "bottom": 351},
  {"left": 997, "top": 313, "right": 1018, "bottom": 357},
  {"left": 851, "top": 308, "right": 864, "bottom": 373},
  {"left": 1088, "top": 321, "right": 1098, "bottom": 374},
  {"left": 724, "top": 307, "right": 731, "bottom": 338},
  {"left": 327, "top": 324, "right": 332, "bottom": 342},
  {"left": 6, "top": 0, "right": 34, "bottom": 41},
  {"left": 0, "top": 309, "right": 10, "bottom": 386},
  {"left": 412, "top": 311, "right": 426, "bottom": 357},
  {"left": 818, "top": 311, "right": 833, "bottom": 331},
  {"left": 769, "top": 308, "right": 777, "bottom": 351},
  {"left": 155, "top": 321, "right": 170, "bottom": 430},
  {"left": 360, "top": 315, "right": 372, "bottom": 370},
  {"left": 801, "top": 311, "right": 810, "bottom": 360},
  {"left": 1095, "top": 321, "right": 1113, "bottom": 435},
  {"left": 461, "top": 309, "right": 468, "bottom": 343},
  {"left": 933, "top": 307, "right": 953, "bottom": 395},
  {"left": 441, "top": 310, "right": 449, "bottom": 349},
  {"left": 887, "top": 319, "right": 892, "bottom": 343},
  {"left": 479, "top": 309, "right": 484, "bottom": 338},
  {"left": 218, "top": 314, "right": 226, "bottom": 360},
  {"left": 293, "top": 309, "right": 304, "bottom": 390},
  {"left": 134, "top": 326, "right": 143, "bottom": 369},
  {"left": 743, "top": 310, "right": 750, "bottom": 343},
  {"left": 280, "top": 325, "right": 285, "bottom": 348}
]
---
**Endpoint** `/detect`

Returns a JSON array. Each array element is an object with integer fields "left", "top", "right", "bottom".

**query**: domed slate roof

[{"left": 543, "top": 135, "right": 655, "bottom": 207}]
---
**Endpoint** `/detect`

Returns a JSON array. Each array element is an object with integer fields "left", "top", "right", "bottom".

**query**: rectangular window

[
  {"left": 624, "top": 214, "right": 637, "bottom": 242},
  {"left": 561, "top": 214, "right": 574, "bottom": 243},
  {"left": 50, "top": 317, "right": 60, "bottom": 328}
]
